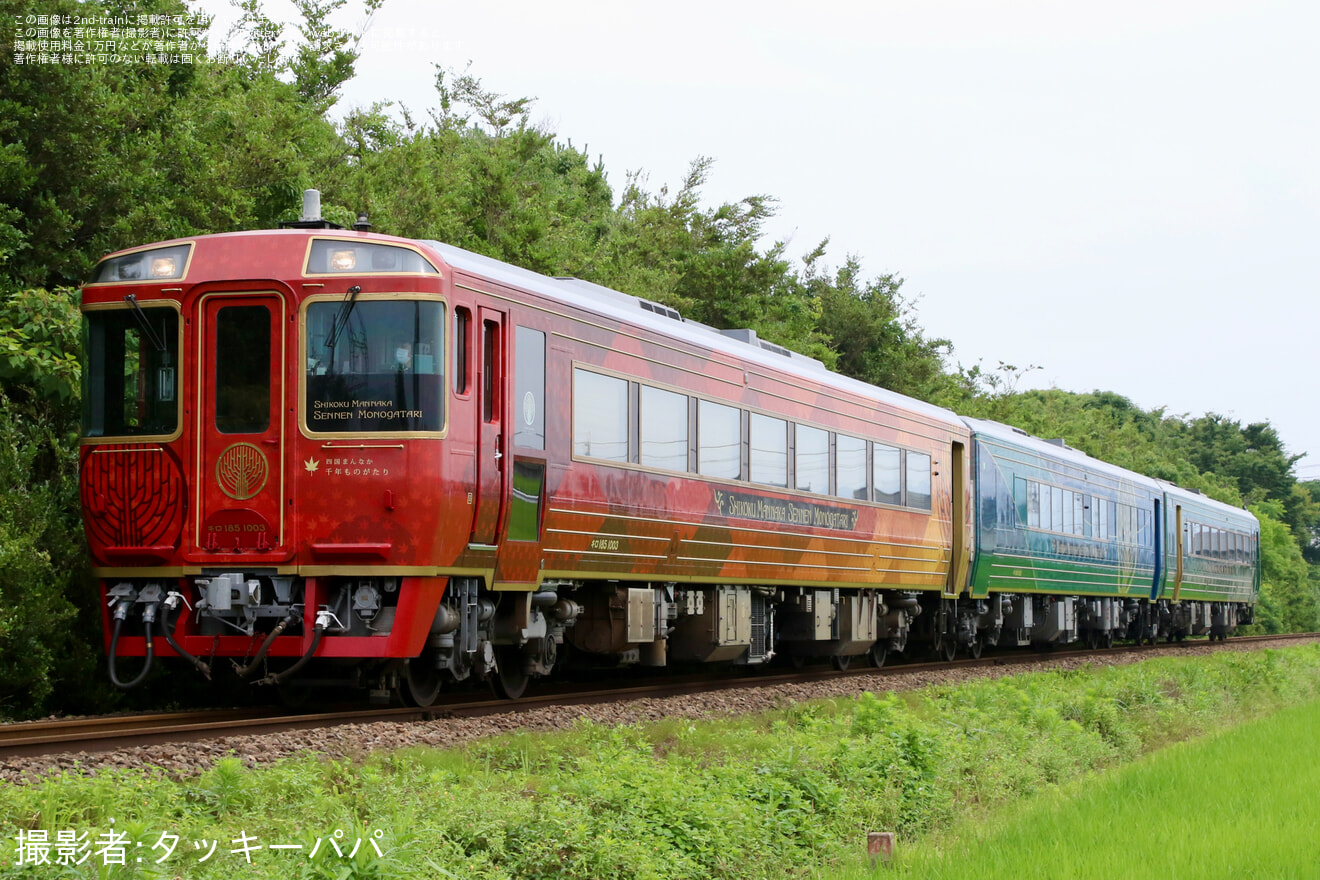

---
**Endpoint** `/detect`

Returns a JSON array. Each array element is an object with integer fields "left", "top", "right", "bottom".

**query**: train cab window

[
  {"left": 874, "top": 444, "right": 902, "bottom": 506},
  {"left": 82, "top": 305, "right": 180, "bottom": 438},
  {"left": 215, "top": 305, "right": 270, "bottom": 434},
  {"left": 749, "top": 414, "right": 788, "bottom": 488},
  {"left": 907, "top": 451, "right": 932, "bottom": 511},
  {"left": 836, "top": 434, "right": 867, "bottom": 501},
  {"left": 795, "top": 424, "right": 830, "bottom": 494},
  {"left": 304, "top": 299, "right": 444, "bottom": 433},
  {"left": 698, "top": 400, "right": 741, "bottom": 479},
  {"left": 640, "top": 386, "right": 689, "bottom": 471},
  {"left": 573, "top": 369, "right": 629, "bottom": 462},
  {"left": 513, "top": 327, "right": 545, "bottom": 450}
]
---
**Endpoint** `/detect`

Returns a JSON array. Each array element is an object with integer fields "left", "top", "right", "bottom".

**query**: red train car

[{"left": 81, "top": 201, "right": 973, "bottom": 703}]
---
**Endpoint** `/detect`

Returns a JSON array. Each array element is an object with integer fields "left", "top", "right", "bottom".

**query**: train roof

[
  {"left": 419, "top": 238, "right": 967, "bottom": 430},
  {"left": 1157, "top": 480, "right": 1258, "bottom": 527},
  {"left": 961, "top": 416, "right": 1164, "bottom": 490},
  {"left": 965, "top": 417, "right": 1258, "bottom": 525}
]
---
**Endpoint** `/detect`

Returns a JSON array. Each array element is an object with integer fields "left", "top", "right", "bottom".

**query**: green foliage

[
  {"left": 0, "top": 288, "right": 81, "bottom": 402},
  {"left": 5, "top": 647, "right": 1320, "bottom": 879}
]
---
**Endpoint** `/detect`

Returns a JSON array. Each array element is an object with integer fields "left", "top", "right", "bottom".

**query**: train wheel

[
  {"left": 493, "top": 646, "right": 530, "bottom": 700},
  {"left": 968, "top": 636, "right": 983, "bottom": 660},
  {"left": 277, "top": 681, "right": 311, "bottom": 709},
  {"left": 789, "top": 654, "right": 809, "bottom": 670},
  {"left": 868, "top": 642, "right": 888, "bottom": 668},
  {"left": 939, "top": 636, "right": 957, "bottom": 663},
  {"left": 831, "top": 654, "right": 852, "bottom": 672},
  {"left": 1085, "top": 630, "right": 1099, "bottom": 650},
  {"left": 403, "top": 657, "right": 443, "bottom": 708},
  {"left": 1102, "top": 632, "right": 1114, "bottom": 649}
]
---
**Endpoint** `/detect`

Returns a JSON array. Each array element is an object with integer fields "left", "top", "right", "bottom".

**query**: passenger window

[
  {"left": 795, "top": 424, "right": 830, "bottom": 494},
  {"left": 906, "top": 452, "right": 932, "bottom": 511},
  {"left": 640, "top": 386, "right": 689, "bottom": 471},
  {"left": 749, "top": 413, "right": 788, "bottom": 488},
  {"left": 874, "top": 444, "right": 902, "bottom": 506},
  {"left": 698, "top": 400, "right": 741, "bottom": 479},
  {"left": 835, "top": 435, "right": 867, "bottom": 500},
  {"left": 572, "top": 369, "right": 629, "bottom": 462}
]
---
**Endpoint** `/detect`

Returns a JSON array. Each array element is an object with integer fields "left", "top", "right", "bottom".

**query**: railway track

[{"left": 3, "top": 632, "right": 1314, "bottom": 760}]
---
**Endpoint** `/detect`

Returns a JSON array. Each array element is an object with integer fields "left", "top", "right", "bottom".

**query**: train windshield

[
  {"left": 305, "top": 299, "right": 444, "bottom": 433},
  {"left": 82, "top": 306, "right": 180, "bottom": 438}
]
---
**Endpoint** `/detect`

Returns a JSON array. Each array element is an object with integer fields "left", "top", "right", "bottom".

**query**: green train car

[{"left": 960, "top": 418, "right": 1257, "bottom": 652}]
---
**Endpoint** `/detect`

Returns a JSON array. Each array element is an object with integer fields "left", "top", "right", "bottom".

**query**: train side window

[
  {"left": 572, "top": 369, "right": 629, "bottom": 462},
  {"left": 482, "top": 320, "right": 499, "bottom": 423},
  {"left": 640, "top": 386, "right": 689, "bottom": 471},
  {"left": 454, "top": 308, "right": 470, "bottom": 395},
  {"left": 513, "top": 327, "right": 545, "bottom": 450},
  {"left": 215, "top": 305, "right": 270, "bottom": 434},
  {"left": 697, "top": 400, "right": 741, "bottom": 479},
  {"left": 874, "top": 445, "right": 902, "bottom": 506},
  {"left": 507, "top": 458, "right": 545, "bottom": 541},
  {"left": 836, "top": 434, "right": 867, "bottom": 500},
  {"left": 749, "top": 414, "right": 788, "bottom": 488},
  {"left": 1027, "top": 482, "right": 1040, "bottom": 528},
  {"left": 906, "top": 451, "right": 932, "bottom": 511},
  {"left": 1039, "top": 483, "right": 1052, "bottom": 530},
  {"left": 795, "top": 424, "right": 830, "bottom": 494},
  {"left": 1062, "top": 489, "right": 1074, "bottom": 534}
]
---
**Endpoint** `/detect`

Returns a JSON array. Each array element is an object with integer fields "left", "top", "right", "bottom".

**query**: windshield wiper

[
  {"left": 324, "top": 285, "right": 361, "bottom": 352},
  {"left": 122, "top": 294, "right": 168, "bottom": 352}
]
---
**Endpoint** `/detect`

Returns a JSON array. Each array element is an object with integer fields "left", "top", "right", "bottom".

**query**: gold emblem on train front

[{"left": 216, "top": 442, "right": 269, "bottom": 500}]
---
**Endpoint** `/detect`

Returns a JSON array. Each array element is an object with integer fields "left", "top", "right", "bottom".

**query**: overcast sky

[{"left": 198, "top": 0, "right": 1320, "bottom": 478}]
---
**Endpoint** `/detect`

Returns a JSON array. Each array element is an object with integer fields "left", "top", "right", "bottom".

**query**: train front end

[{"left": 80, "top": 226, "right": 466, "bottom": 701}]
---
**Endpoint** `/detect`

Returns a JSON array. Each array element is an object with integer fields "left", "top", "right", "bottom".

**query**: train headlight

[
  {"left": 330, "top": 249, "right": 357, "bottom": 271},
  {"left": 150, "top": 256, "right": 178, "bottom": 278},
  {"left": 91, "top": 244, "right": 190, "bottom": 283}
]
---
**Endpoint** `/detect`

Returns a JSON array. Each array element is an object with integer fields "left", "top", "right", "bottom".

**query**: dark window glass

[
  {"left": 81, "top": 307, "right": 180, "bottom": 437},
  {"left": 482, "top": 320, "right": 498, "bottom": 423},
  {"left": 698, "top": 400, "right": 741, "bottom": 479},
  {"left": 215, "top": 305, "right": 271, "bottom": 434},
  {"left": 874, "top": 445, "right": 901, "bottom": 506},
  {"left": 573, "top": 369, "right": 629, "bottom": 461},
  {"left": 305, "top": 299, "right": 444, "bottom": 432},
  {"left": 795, "top": 424, "right": 830, "bottom": 494},
  {"left": 454, "top": 308, "right": 470, "bottom": 394},
  {"left": 513, "top": 327, "right": 545, "bottom": 450},
  {"left": 508, "top": 459, "right": 545, "bottom": 541},
  {"left": 907, "top": 452, "right": 932, "bottom": 511},
  {"left": 640, "top": 385, "right": 689, "bottom": 471}
]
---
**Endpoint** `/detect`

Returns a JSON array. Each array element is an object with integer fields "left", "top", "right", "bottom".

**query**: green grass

[
  {"left": 3, "top": 646, "right": 1320, "bottom": 879},
  {"left": 836, "top": 695, "right": 1320, "bottom": 880}
]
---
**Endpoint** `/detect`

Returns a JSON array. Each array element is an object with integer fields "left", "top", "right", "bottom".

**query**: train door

[
  {"left": 946, "top": 441, "right": 972, "bottom": 597},
  {"left": 195, "top": 292, "right": 288, "bottom": 554},
  {"left": 1150, "top": 498, "right": 1163, "bottom": 601},
  {"left": 470, "top": 306, "right": 507, "bottom": 545}
]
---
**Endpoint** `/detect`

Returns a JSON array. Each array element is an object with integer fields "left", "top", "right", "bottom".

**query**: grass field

[
  {"left": 836, "top": 695, "right": 1320, "bottom": 880},
  {"left": 4, "top": 646, "right": 1320, "bottom": 879}
]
